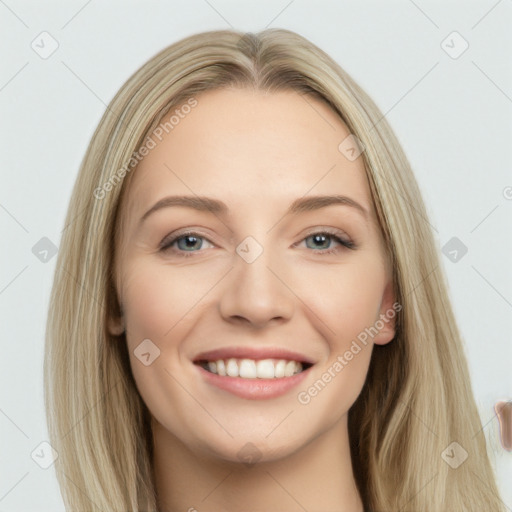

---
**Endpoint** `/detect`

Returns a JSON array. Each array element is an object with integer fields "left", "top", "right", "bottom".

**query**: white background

[{"left": 1, "top": 0, "right": 511, "bottom": 509}]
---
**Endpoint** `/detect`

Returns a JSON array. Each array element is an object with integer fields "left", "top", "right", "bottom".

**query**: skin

[{"left": 109, "top": 87, "right": 396, "bottom": 512}]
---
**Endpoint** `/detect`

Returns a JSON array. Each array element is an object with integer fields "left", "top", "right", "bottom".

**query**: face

[{"left": 110, "top": 87, "right": 396, "bottom": 464}]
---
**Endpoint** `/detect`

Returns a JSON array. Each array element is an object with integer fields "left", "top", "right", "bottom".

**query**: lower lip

[{"left": 195, "top": 364, "right": 312, "bottom": 400}]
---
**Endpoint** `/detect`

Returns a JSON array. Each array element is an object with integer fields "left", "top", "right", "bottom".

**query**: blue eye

[
  {"left": 302, "top": 232, "right": 355, "bottom": 253},
  {"left": 160, "top": 233, "right": 213, "bottom": 256},
  {"left": 160, "top": 229, "right": 355, "bottom": 258}
]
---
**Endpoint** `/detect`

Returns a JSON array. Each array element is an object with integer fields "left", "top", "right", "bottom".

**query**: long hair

[{"left": 44, "top": 28, "right": 504, "bottom": 511}]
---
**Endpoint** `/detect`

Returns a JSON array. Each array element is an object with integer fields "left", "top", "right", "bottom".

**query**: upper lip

[{"left": 192, "top": 346, "right": 315, "bottom": 365}]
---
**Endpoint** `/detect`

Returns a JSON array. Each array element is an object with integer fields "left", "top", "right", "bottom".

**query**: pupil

[
  {"left": 313, "top": 234, "right": 328, "bottom": 249},
  {"left": 181, "top": 236, "right": 200, "bottom": 250}
]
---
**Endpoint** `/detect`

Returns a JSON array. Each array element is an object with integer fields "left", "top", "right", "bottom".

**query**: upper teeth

[{"left": 203, "top": 358, "right": 303, "bottom": 379}]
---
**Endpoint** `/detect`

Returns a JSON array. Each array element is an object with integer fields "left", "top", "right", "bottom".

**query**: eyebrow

[{"left": 139, "top": 194, "right": 369, "bottom": 225}]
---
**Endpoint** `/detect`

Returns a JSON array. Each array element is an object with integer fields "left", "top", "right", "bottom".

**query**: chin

[{"left": 190, "top": 426, "right": 312, "bottom": 468}]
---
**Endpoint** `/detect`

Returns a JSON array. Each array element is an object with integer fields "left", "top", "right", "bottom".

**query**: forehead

[{"left": 121, "top": 87, "right": 372, "bottom": 224}]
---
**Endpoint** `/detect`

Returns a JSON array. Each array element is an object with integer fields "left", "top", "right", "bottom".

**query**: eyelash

[{"left": 159, "top": 229, "right": 356, "bottom": 258}]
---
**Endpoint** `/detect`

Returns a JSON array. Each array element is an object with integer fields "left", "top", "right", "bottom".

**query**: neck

[{"left": 152, "top": 414, "right": 364, "bottom": 512}]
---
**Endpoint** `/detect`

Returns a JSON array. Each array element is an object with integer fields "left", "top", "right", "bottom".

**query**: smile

[
  {"left": 196, "top": 358, "right": 313, "bottom": 379},
  {"left": 192, "top": 346, "right": 315, "bottom": 399}
]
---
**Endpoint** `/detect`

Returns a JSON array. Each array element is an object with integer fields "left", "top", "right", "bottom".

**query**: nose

[{"left": 219, "top": 242, "right": 295, "bottom": 328}]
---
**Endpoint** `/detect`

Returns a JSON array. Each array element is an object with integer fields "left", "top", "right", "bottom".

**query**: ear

[
  {"left": 107, "top": 279, "right": 125, "bottom": 336},
  {"left": 373, "top": 279, "right": 399, "bottom": 346},
  {"left": 107, "top": 314, "right": 125, "bottom": 336}
]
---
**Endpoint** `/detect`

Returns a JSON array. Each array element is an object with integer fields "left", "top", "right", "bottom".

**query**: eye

[
  {"left": 159, "top": 231, "right": 214, "bottom": 258},
  {"left": 159, "top": 228, "right": 356, "bottom": 258},
  {"left": 297, "top": 229, "right": 356, "bottom": 255}
]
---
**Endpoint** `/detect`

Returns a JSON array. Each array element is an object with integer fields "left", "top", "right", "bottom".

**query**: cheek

[
  {"left": 293, "top": 259, "right": 385, "bottom": 408},
  {"left": 121, "top": 259, "right": 219, "bottom": 347},
  {"left": 296, "top": 258, "right": 386, "bottom": 345}
]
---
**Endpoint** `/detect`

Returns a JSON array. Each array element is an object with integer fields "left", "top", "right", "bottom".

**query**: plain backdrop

[{"left": 1, "top": 0, "right": 511, "bottom": 509}]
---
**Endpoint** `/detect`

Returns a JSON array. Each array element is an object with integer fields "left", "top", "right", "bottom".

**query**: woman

[{"left": 44, "top": 28, "right": 505, "bottom": 511}]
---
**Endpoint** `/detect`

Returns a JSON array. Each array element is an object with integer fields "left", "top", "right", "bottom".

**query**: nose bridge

[
  {"left": 236, "top": 234, "right": 276, "bottom": 288},
  {"left": 219, "top": 233, "right": 294, "bottom": 326}
]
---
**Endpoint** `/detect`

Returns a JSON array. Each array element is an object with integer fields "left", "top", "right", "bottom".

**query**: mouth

[
  {"left": 192, "top": 347, "right": 315, "bottom": 400},
  {"left": 194, "top": 358, "right": 314, "bottom": 379}
]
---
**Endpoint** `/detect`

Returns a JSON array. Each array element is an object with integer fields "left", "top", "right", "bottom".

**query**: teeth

[
  {"left": 226, "top": 359, "right": 239, "bottom": 377},
  {"left": 239, "top": 359, "right": 257, "bottom": 378},
  {"left": 216, "top": 359, "right": 226, "bottom": 376},
  {"left": 284, "top": 360, "right": 296, "bottom": 377},
  {"left": 202, "top": 358, "right": 305, "bottom": 379},
  {"left": 256, "top": 359, "right": 275, "bottom": 379},
  {"left": 275, "top": 360, "right": 286, "bottom": 378}
]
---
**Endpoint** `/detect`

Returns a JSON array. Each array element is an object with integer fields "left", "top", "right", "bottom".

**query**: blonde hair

[{"left": 44, "top": 28, "right": 504, "bottom": 511}]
